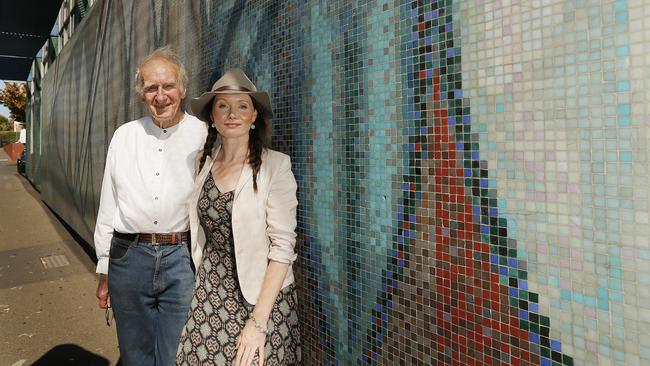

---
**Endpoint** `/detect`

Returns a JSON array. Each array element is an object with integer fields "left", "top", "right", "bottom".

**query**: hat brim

[{"left": 190, "top": 90, "right": 273, "bottom": 125}]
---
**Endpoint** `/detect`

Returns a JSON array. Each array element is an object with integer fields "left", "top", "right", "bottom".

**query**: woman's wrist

[{"left": 249, "top": 314, "right": 270, "bottom": 335}]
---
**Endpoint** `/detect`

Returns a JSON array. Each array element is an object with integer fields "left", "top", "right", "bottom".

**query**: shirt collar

[{"left": 145, "top": 112, "right": 187, "bottom": 136}]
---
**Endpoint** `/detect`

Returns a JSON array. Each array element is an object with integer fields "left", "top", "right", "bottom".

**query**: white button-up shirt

[{"left": 94, "top": 113, "right": 207, "bottom": 274}]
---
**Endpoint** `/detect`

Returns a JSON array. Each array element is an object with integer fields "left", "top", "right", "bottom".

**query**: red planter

[{"left": 3, "top": 142, "right": 24, "bottom": 161}]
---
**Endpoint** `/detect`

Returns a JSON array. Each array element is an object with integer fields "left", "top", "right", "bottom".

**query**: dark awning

[{"left": 0, "top": 0, "right": 63, "bottom": 81}]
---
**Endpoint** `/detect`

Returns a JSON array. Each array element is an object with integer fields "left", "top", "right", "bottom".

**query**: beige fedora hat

[{"left": 191, "top": 68, "right": 273, "bottom": 124}]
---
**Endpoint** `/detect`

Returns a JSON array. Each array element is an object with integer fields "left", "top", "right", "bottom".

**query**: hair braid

[
  {"left": 199, "top": 125, "right": 219, "bottom": 172},
  {"left": 248, "top": 102, "right": 268, "bottom": 191},
  {"left": 248, "top": 132, "right": 264, "bottom": 191}
]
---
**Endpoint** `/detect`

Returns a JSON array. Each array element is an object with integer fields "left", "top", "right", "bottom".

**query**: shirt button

[
  {"left": 158, "top": 148, "right": 163, "bottom": 152},
  {"left": 156, "top": 172, "right": 160, "bottom": 176},
  {"left": 155, "top": 197, "right": 159, "bottom": 200},
  {"left": 154, "top": 220, "right": 158, "bottom": 225},
  {"left": 163, "top": 130, "right": 167, "bottom": 133}
]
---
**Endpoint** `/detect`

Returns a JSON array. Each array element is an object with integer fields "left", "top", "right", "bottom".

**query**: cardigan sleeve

[{"left": 265, "top": 154, "right": 298, "bottom": 264}]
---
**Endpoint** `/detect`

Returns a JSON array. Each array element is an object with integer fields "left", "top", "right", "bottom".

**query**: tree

[
  {"left": 0, "top": 114, "right": 10, "bottom": 132},
  {"left": 0, "top": 83, "right": 26, "bottom": 122}
]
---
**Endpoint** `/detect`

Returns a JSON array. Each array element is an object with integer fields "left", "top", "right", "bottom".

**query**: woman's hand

[
  {"left": 235, "top": 261, "right": 289, "bottom": 365},
  {"left": 235, "top": 319, "right": 267, "bottom": 366}
]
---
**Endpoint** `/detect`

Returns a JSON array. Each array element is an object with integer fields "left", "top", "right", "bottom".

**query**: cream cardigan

[{"left": 189, "top": 146, "right": 298, "bottom": 304}]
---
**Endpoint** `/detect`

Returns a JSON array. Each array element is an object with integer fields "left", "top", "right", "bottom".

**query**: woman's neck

[{"left": 218, "top": 136, "right": 249, "bottom": 162}]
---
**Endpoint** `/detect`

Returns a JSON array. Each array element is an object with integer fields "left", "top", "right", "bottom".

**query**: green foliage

[
  {"left": 0, "top": 115, "right": 12, "bottom": 131},
  {"left": 0, "top": 131, "right": 19, "bottom": 146},
  {"left": 0, "top": 83, "right": 27, "bottom": 122}
]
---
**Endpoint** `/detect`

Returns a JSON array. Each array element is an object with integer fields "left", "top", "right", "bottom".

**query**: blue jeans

[{"left": 108, "top": 235, "right": 194, "bottom": 366}]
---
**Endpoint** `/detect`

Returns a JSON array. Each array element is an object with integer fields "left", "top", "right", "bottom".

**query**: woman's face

[{"left": 211, "top": 94, "right": 258, "bottom": 139}]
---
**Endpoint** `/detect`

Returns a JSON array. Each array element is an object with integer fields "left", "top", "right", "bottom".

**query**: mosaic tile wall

[{"left": 34, "top": 0, "right": 650, "bottom": 365}]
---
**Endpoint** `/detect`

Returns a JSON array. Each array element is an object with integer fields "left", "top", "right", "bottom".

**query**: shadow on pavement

[{"left": 30, "top": 344, "right": 122, "bottom": 365}]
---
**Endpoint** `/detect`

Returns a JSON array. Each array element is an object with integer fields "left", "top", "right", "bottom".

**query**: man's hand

[{"left": 96, "top": 274, "right": 111, "bottom": 309}]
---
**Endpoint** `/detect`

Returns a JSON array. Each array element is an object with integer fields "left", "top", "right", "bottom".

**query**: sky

[{"left": 0, "top": 81, "right": 10, "bottom": 118}]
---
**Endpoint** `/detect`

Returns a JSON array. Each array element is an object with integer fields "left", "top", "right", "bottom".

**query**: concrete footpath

[{"left": 0, "top": 149, "right": 120, "bottom": 365}]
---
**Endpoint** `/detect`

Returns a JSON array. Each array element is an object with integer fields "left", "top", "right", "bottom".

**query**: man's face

[{"left": 140, "top": 58, "right": 186, "bottom": 127}]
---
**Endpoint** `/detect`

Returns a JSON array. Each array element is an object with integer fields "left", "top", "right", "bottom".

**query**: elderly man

[{"left": 94, "top": 46, "right": 206, "bottom": 366}]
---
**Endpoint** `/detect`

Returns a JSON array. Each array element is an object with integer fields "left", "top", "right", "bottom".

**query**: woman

[{"left": 176, "top": 69, "right": 300, "bottom": 366}]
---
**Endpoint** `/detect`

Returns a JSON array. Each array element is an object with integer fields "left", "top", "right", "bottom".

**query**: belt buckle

[{"left": 151, "top": 233, "right": 158, "bottom": 246}]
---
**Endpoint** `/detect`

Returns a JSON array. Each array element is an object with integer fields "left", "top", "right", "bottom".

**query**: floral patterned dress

[{"left": 176, "top": 175, "right": 300, "bottom": 366}]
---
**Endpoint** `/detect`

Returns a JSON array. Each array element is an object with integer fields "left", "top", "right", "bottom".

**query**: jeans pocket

[
  {"left": 109, "top": 237, "right": 133, "bottom": 261},
  {"left": 182, "top": 242, "right": 191, "bottom": 257}
]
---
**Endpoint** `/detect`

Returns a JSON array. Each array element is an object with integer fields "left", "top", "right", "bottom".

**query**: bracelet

[{"left": 249, "top": 315, "right": 270, "bottom": 335}]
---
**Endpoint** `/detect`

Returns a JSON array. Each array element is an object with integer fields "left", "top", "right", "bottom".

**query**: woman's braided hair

[
  {"left": 198, "top": 99, "right": 269, "bottom": 192},
  {"left": 197, "top": 101, "right": 219, "bottom": 172},
  {"left": 247, "top": 99, "right": 268, "bottom": 191}
]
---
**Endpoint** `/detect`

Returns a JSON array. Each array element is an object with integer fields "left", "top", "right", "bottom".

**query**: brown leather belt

[{"left": 113, "top": 231, "right": 190, "bottom": 245}]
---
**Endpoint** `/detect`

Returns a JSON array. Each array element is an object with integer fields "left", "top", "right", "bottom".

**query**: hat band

[{"left": 214, "top": 85, "right": 254, "bottom": 92}]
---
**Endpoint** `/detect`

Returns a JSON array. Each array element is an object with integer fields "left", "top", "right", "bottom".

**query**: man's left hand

[{"left": 96, "top": 274, "right": 111, "bottom": 309}]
